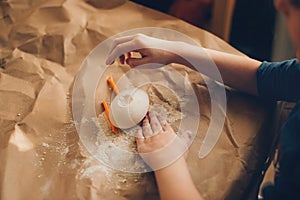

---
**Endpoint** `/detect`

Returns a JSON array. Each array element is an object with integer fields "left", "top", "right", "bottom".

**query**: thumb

[{"left": 126, "top": 57, "right": 152, "bottom": 68}]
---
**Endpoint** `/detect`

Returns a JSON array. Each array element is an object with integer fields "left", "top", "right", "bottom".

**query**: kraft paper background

[{"left": 0, "top": 0, "right": 276, "bottom": 199}]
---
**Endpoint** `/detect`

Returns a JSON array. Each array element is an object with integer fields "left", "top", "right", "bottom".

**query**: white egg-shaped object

[{"left": 109, "top": 88, "right": 149, "bottom": 129}]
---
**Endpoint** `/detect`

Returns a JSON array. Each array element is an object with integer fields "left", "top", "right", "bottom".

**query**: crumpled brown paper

[{"left": 0, "top": 0, "right": 276, "bottom": 199}]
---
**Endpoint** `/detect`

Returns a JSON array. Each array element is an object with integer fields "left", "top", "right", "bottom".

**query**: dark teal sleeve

[{"left": 256, "top": 59, "right": 300, "bottom": 102}]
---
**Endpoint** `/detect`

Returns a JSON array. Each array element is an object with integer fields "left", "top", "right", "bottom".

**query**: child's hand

[
  {"left": 136, "top": 111, "right": 191, "bottom": 170},
  {"left": 105, "top": 34, "right": 179, "bottom": 67},
  {"left": 136, "top": 111, "right": 176, "bottom": 153},
  {"left": 136, "top": 113, "right": 202, "bottom": 199}
]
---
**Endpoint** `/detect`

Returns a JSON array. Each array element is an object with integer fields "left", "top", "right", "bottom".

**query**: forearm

[
  {"left": 107, "top": 34, "right": 261, "bottom": 95},
  {"left": 171, "top": 43, "right": 261, "bottom": 95},
  {"left": 205, "top": 48, "right": 261, "bottom": 95},
  {"left": 154, "top": 157, "right": 203, "bottom": 200}
]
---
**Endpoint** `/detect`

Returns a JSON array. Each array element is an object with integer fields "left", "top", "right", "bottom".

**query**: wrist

[
  {"left": 154, "top": 156, "right": 186, "bottom": 175},
  {"left": 167, "top": 41, "right": 195, "bottom": 67}
]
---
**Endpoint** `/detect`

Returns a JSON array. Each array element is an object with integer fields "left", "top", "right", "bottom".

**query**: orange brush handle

[
  {"left": 101, "top": 101, "right": 118, "bottom": 134},
  {"left": 107, "top": 76, "right": 119, "bottom": 95}
]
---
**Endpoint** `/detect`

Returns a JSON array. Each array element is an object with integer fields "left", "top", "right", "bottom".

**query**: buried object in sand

[{"left": 109, "top": 88, "right": 149, "bottom": 129}]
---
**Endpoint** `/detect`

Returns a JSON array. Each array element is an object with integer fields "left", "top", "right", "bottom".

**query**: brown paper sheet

[{"left": 0, "top": 0, "right": 276, "bottom": 199}]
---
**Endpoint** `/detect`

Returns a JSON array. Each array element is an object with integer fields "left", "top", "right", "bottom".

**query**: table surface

[{"left": 0, "top": 1, "right": 276, "bottom": 199}]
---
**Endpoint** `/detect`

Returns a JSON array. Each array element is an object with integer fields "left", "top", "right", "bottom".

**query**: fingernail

[
  {"left": 149, "top": 112, "right": 155, "bottom": 118},
  {"left": 106, "top": 59, "right": 113, "bottom": 65}
]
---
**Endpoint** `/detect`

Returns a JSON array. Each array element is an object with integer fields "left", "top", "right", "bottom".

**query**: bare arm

[
  {"left": 205, "top": 49, "right": 261, "bottom": 95},
  {"left": 172, "top": 46, "right": 262, "bottom": 95},
  {"left": 136, "top": 112, "right": 203, "bottom": 200},
  {"left": 154, "top": 157, "right": 203, "bottom": 200},
  {"left": 106, "top": 34, "right": 262, "bottom": 95}
]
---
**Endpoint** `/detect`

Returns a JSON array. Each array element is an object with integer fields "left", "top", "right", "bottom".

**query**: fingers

[
  {"left": 111, "top": 36, "right": 134, "bottom": 65},
  {"left": 126, "top": 56, "right": 152, "bottom": 67},
  {"left": 142, "top": 116, "right": 153, "bottom": 138},
  {"left": 125, "top": 49, "right": 151, "bottom": 67},
  {"left": 135, "top": 126, "right": 144, "bottom": 138},
  {"left": 135, "top": 127, "right": 144, "bottom": 145},
  {"left": 118, "top": 52, "right": 132, "bottom": 65},
  {"left": 106, "top": 34, "right": 146, "bottom": 65},
  {"left": 106, "top": 34, "right": 159, "bottom": 66},
  {"left": 106, "top": 41, "right": 137, "bottom": 65},
  {"left": 148, "top": 111, "right": 163, "bottom": 135},
  {"left": 119, "top": 54, "right": 125, "bottom": 64},
  {"left": 157, "top": 115, "right": 172, "bottom": 132},
  {"left": 106, "top": 34, "right": 166, "bottom": 67},
  {"left": 136, "top": 112, "right": 172, "bottom": 142},
  {"left": 108, "top": 35, "right": 135, "bottom": 55}
]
